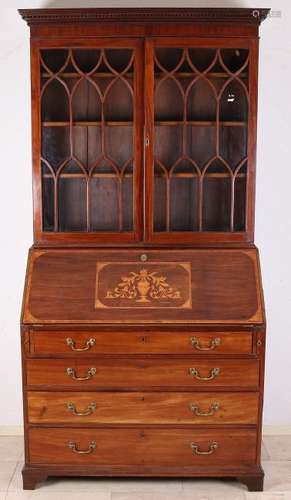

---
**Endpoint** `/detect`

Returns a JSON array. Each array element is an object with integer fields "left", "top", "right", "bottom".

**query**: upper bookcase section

[{"left": 19, "top": 8, "right": 269, "bottom": 247}]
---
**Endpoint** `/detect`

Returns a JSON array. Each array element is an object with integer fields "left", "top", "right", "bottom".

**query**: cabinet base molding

[{"left": 22, "top": 464, "right": 264, "bottom": 491}]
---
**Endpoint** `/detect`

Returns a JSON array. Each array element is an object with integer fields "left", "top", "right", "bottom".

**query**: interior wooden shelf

[
  {"left": 42, "top": 121, "right": 133, "bottom": 127},
  {"left": 43, "top": 172, "right": 245, "bottom": 179},
  {"left": 155, "top": 172, "right": 246, "bottom": 178},
  {"left": 42, "top": 120, "right": 246, "bottom": 127},
  {"left": 41, "top": 71, "right": 247, "bottom": 79},
  {"left": 43, "top": 173, "right": 133, "bottom": 179},
  {"left": 155, "top": 71, "right": 248, "bottom": 78},
  {"left": 155, "top": 120, "right": 247, "bottom": 127},
  {"left": 41, "top": 72, "right": 134, "bottom": 78}
]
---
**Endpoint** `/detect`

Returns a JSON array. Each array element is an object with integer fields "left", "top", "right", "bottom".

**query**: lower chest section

[{"left": 22, "top": 326, "right": 265, "bottom": 471}]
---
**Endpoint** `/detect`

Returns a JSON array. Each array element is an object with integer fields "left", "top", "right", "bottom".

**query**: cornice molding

[{"left": 18, "top": 8, "right": 270, "bottom": 27}]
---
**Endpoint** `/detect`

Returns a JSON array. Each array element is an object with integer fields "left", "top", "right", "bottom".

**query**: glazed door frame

[
  {"left": 31, "top": 35, "right": 259, "bottom": 246},
  {"left": 31, "top": 37, "right": 144, "bottom": 246},
  {"left": 144, "top": 37, "right": 258, "bottom": 244}
]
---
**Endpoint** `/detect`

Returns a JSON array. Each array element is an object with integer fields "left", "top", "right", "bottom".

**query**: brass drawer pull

[
  {"left": 190, "top": 402, "right": 220, "bottom": 416},
  {"left": 66, "top": 337, "right": 96, "bottom": 352},
  {"left": 66, "top": 367, "right": 97, "bottom": 381},
  {"left": 67, "top": 402, "right": 97, "bottom": 416},
  {"left": 68, "top": 441, "right": 96, "bottom": 454},
  {"left": 191, "top": 441, "right": 219, "bottom": 455},
  {"left": 191, "top": 336, "right": 221, "bottom": 351},
  {"left": 189, "top": 367, "right": 220, "bottom": 381}
]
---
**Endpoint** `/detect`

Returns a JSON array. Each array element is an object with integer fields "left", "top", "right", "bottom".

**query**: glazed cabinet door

[
  {"left": 32, "top": 38, "right": 143, "bottom": 244},
  {"left": 144, "top": 38, "right": 257, "bottom": 244}
]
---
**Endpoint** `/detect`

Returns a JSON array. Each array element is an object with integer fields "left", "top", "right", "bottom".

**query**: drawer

[
  {"left": 29, "top": 330, "right": 253, "bottom": 356},
  {"left": 28, "top": 427, "right": 257, "bottom": 466},
  {"left": 26, "top": 358, "right": 259, "bottom": 389},
  {"left": 27, "top": 391, "right": 259, "bottom": 425}
]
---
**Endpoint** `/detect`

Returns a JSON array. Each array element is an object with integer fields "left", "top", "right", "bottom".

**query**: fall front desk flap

[{"left": 22, "top": 248, "right": 264, "bottom": 325}]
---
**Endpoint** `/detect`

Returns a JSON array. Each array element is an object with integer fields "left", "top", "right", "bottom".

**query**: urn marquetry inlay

[{"left": 95, "top": 262, "right": 192, "bottom": 309}]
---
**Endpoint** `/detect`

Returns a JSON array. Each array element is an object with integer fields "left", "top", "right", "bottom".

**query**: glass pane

[
  {"left": 41, "top": 162, "right": 54, "bottom": 231},
  {"left": 122, "top": 163, "right": 133, "bottom": 231},
  {"left": 202, "top": 162, "right": 231, "bottom": 231},
  {"left": 170, "top": 166, "right": 199, "bottom": 231},
  {"left": 40, "top": 47, "right": 135, "bottom": 233},
  {"left": 72, "top": 125, "right": 102, "bottom": 168},
  {"left": 41, "top": 79, "right": 69, "bottom": 122},
  {"left": 153, "top": 45, "right": 249, "bottom": 234},
  {"left": 58, "top": 161, "right": 86, "bottom": 232},
  {"left": 42, "top": 126, "right": 70, "bottom": 170},
  {"left": 72, "top": 79, "right": 102, "bottom": 121},
  {"left": 154, "top": 164, "right": 167, "bottom": 232},
  {"left": 90, "top": 178, "right": 119, "bottom": 231},
  {"left": 187, "top": 80, "right": 216, "bottom": 121},
  {"left": 234, "top": 164, "right": 247, "bottom": 231}
]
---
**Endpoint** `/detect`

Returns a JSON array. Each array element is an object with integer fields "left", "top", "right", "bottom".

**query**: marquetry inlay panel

[{"left": 95, "top": 262, "right": 192, "bottom": 309}]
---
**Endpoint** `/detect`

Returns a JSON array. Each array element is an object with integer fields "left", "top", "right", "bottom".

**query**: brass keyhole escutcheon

[{"left": 140, "top": 254, "right": 148, "bottom": 262}]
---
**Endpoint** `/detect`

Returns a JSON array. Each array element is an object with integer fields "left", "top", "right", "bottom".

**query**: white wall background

[{"left": 0, "top": 0, "right": 290, "bottom": 429}]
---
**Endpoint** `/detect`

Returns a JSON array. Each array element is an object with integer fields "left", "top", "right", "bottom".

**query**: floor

[{"left": 0, "top": 435, "right": 290, "bottom": 500}]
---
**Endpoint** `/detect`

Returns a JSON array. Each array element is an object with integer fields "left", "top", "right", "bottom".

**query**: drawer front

[
  {"left": 26, "top": 358, "right": 259, "bottom": 389},
  {"left": 30, "top": 330, "right": 253, "bottom": 356},
  {"left": 27, "top": 391, "right": 259, "bottom": 425},
  {"left": 28, "top": 427, "right": 257, "bottom": 466}
]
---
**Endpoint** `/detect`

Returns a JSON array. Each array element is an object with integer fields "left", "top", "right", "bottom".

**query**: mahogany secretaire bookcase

[{"left": 19, "top": 8, "right": 269, "bottom": 491}]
